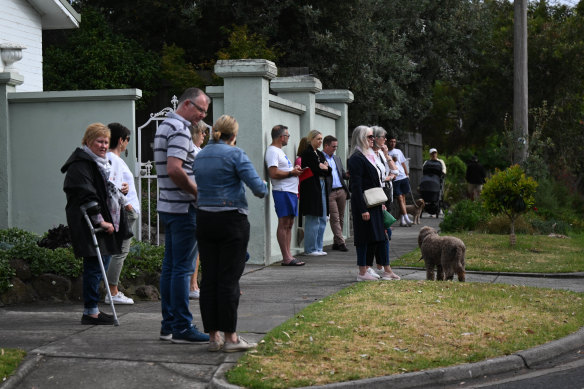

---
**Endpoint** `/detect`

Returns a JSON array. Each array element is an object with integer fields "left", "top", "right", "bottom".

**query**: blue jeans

[
  {"left": 304, "top": 179, "right": 327, "bottom": 253},
  {"left": 83, "top": 255, "right": 111, "bottom": 315},
  {"left": 159, "top": 206, "right": 197, "bottom": 334}
]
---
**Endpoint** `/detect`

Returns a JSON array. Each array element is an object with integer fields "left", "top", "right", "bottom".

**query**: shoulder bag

[{"left": 363, "top": 187, "right": 388, "bottom": 208}]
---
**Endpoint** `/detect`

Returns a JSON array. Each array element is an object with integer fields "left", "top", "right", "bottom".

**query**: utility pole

[{"left": 513, "top": 0, "right": 529, "bottom": 164}]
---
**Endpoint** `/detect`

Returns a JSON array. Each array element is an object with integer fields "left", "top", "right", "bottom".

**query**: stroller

[{"left": 418, "top": 159, "right": 444, "bottom": 218}]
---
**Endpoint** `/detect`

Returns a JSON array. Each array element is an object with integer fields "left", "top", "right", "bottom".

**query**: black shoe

[
  {"left": 81, "top": 312, "right": 115, "bottom": 325},
  {"left": 333, "top": 243, "right": 349, "bottom": 252}
]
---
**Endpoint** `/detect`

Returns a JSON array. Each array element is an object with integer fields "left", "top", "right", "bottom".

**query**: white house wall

[{"left": 0, "top": 0, "right": 44, "bottom": 91}]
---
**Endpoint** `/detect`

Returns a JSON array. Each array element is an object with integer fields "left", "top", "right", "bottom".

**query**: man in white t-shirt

[
  {"left": 265, "top": 125, "right": 304, "bottom": 266},
  {"left": 387, "top": 135, "right": 414, "bottom": 227}
]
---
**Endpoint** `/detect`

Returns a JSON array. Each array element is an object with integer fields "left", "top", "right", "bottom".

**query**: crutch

[{"left": 80, "top": 201, "right": 119, "bottom": 326}]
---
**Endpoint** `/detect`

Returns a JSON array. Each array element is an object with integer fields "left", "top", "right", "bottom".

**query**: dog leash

[{"left": 408, "top": 191, "right": 419, "bottom": 208}]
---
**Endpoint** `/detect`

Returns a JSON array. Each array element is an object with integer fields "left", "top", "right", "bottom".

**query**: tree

[
  {"left": 160, "top": 44, "right": 205, "bottom": 97},
  {"left": 216, "top": 25, "right": 282, "bottom": 61},
  {"left": 43, "top": 8, "right": 160, "bottom": 109},
  {"left": 481, "top": 165, "right": 538, "bottom": 246}
]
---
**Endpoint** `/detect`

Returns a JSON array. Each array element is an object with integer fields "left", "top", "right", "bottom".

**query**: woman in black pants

[
  {"left": 347, "top": 125, "right": 387, "bottom": 281},
  {"left": 193, "top": 115, "right": 268, "bottom": 352}
]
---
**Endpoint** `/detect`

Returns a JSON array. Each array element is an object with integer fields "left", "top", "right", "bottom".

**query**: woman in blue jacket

[{"left": 193, "top": 115, "right": 267, "bottom": 353}]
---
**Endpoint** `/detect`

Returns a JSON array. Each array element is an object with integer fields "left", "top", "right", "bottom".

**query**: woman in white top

[
  {"left": 105, "top": 123, "right": 140, "bottom": 304},
  {"left": 369, "top": 126, "right": 400, "bottom": 280}
]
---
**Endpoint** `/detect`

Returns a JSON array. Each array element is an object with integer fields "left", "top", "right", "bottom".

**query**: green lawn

[
  {"left": 227, "top": 282, "right": 584, "bottom": 388},
  {"left": 227, "top": 232, "right": 584, "bottom": 388},
  {"left": 392, "top": 232, "right": 584, "bottom": 273}
]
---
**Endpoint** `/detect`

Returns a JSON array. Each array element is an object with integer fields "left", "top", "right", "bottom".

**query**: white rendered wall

[
  {"left": 0, "top": 0, "right": 44, "bottom": 91},
  {"left": 7, "top": 89, "right": 142, "bottom": 234}
]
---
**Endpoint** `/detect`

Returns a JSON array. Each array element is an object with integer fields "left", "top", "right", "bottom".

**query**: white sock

[
  {"left": 405, "top": 214, "right": 413, "bottom": 223},
  {"left": 401, "top": 215, "right": 406, "bottom": 224}
]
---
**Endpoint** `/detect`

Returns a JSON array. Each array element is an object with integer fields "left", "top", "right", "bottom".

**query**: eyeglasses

[
  {"left": 376, "top": 135, "right": 386, "bottom": 139},
  {"left": 367, "top": 135, "right": 375, "bottom": 139},
  {"left": 189, "top": 100, "right": 208, "bottom": 115},
  {"left": 282, "top": 134, "right": 290, "bottom": 138}
]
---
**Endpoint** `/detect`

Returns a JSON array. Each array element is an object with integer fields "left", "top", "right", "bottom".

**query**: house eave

[{"left": 27, "top": 0, "right": 81, "bottom": 30}]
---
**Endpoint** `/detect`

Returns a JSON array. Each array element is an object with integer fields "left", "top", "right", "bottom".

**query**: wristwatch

[{"left": 288, "top": 171, "right": 293, "bottom": 178}]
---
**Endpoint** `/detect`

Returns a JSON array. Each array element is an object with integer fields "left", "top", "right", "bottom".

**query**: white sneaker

[
  {"left": 317, "top": 251, "right": 327, "bottom": 256},
  {"left": 357, "top": 272, "right": 378, "bottom": 281},
  {"left": 381, "top": 272, "right": 401, "bottom": 280},
  {"left": 305, "top": 251, "right": 322, "bottom": 256},
  {"left": 223, "top": 336, "right": 258, "bottom": 353},
  {"left": 105, "top": 291, "right": 134, "bottom": 305},
  {"left": 366, "top": 267, "right": 381, "bottom": 279},
  {"left": 189, "top": 289, "right": 200, "bottom": 299}
]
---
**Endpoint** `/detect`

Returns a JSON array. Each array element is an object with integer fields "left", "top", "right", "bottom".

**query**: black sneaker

[
  {"left": 159, "top": 330, "right": 172, "bottom": 341},
  {"left": 81, "top": 312, "right": 115, "bottom": 325},
  {"left": 333, "top": 243, "right": 349, "bottom": 252},
  {"left": 171, "top": 325, "right": 209, "bottom": 343}
]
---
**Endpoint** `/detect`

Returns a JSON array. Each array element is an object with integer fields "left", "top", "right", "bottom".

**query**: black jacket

[
  {"left": 466, "top": 161, "right": 487, "bottom": 185},
  {"left": 61, "top": 148, "right": 130, "bottom": 258},
  {"left": 299, "top": 145, "right": 332, "bottom": 217},
  {"left": 347, "top": 151, "right": 385, "bottom": 246}
]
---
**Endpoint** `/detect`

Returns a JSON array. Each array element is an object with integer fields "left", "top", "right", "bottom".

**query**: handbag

[
  {"left": 363, "top": 187, "right": 388, "bottom": 208},
  {"left": 383, "top": 209, "right": 397, "bottom": 228}
]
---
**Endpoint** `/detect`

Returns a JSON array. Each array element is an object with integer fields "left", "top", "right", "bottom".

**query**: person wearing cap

[{"left": 424, "top": 148, "right": 447, "bottom": 175}]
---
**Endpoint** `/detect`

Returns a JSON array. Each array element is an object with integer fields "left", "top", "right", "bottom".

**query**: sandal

[{"left": 281, "top": 258, "right": 306, "bottom": 266}]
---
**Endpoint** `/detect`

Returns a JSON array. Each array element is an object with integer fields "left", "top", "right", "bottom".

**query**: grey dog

[{"left": 418, "top": 226, "right": 466, "bottom": 282}]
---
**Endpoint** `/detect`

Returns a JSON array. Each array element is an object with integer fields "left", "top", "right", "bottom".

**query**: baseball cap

[{"left": 429, "top": 148, "right": 437, "bottom": 154}]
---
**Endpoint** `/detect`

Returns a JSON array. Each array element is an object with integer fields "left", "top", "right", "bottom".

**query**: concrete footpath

[{"left": 1, "top": 215, "right": 583, "bottom": 389}]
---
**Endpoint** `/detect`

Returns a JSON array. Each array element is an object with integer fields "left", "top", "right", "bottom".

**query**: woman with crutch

[{"left": 61, "top": 123, "right": 131, "bottom": 325}]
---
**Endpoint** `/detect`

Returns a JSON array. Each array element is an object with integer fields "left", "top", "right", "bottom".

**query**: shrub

[
  {"left": 120, "top": 240, "right": 164, "bottom": 281},
  {"left": 483, "top": 214, "right": 535, "bottom": 234},
  {"left": 0, "top": 256, "right": 15, "bottom": 293},
  {"left": 440, "top": 199, "right": 490, "bottom": 232},
  {"left": 528, "top": 218, "right": 571, "bottom": 235},
  {"left": 443, "top": 155, "right": 468, "bottom": 204},
  {"left": 482, "top": 165, "right": 538, "bottom": 245},
  {"left": 0, "top": 226, "right": 164, "bottom": 294},
  {"left": 37, "top": 225, "right": 72, "bottom": 249},
  {"left": 0, "top": 228, "right": 40, "bottom": 247},
  {"left": 1, "top": 243, "right": 82, "bottom": 279}
]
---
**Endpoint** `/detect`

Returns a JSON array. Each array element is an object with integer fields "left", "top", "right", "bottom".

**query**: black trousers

[{"left": 196, "top": 209, "right": 249, "bottom": 333}]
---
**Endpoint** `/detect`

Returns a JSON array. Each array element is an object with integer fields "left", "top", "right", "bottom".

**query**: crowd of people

[{"left": 62, "top": 86, "right": 429, "bottom": 351}]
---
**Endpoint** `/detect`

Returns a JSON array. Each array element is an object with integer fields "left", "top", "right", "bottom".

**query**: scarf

[
  {"left": 355, "top": 146, "right": 377, "bottom": 167},
  {"left": 83, "top": 145, "right": 123, "bottom": 231}
]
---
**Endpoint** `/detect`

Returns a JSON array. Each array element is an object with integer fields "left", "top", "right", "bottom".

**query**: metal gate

[{"left": 136, "top": 96, "right": 179, "bottom": 244}]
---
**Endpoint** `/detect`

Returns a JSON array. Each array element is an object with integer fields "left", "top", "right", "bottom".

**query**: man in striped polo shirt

[{"left": 155, "top": 88, "right": 210, "bottom": 343}]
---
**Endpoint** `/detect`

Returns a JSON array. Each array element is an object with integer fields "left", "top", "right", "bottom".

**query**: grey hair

[
  {"left": 349, "top": 125, "right": 372, "bottom": 157},
  {"left": 371, "top": 125, "right": 386, "bottom": 139}
]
